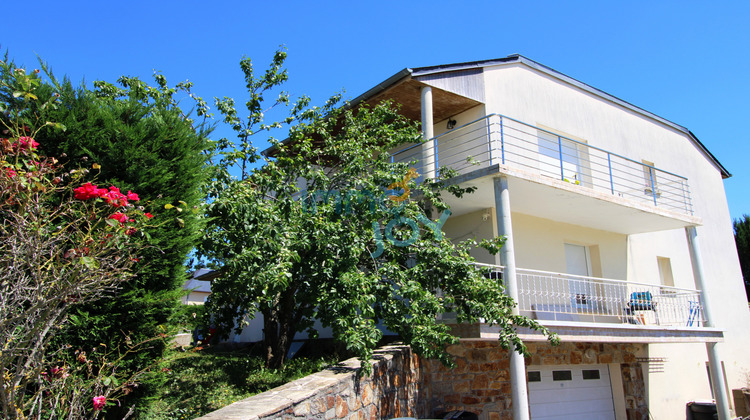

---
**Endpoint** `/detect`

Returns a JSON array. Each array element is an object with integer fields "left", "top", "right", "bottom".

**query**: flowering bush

[
  {"left": 92, "top": 396, "right": 106, "bottom": 411},
  {"left": 0, "top": 60, "right": 156, "bottom": 419}
]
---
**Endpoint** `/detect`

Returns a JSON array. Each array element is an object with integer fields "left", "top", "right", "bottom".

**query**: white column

[
  {"left": 685, "top": 226, "right": 731, "bottom": 420},
  {"left": 494, "top": 176, "right": 530, "bottom": 420},
  {"left": 420, "top": 86, "right": 435, "bottom": 179}
]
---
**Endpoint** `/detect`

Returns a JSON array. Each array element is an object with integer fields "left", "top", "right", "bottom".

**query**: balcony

[
  {"left": 391, "top": 114, "right": 701, "bottom": 233},
  {"left": 464, "top": 264, "right": 722, "bottom": 343}
]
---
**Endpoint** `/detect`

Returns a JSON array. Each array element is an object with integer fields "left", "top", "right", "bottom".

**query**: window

[
  {"left": 528, "top": 371, "right": 541, "bottom": 382},
  {"left": 553, "top": 370, "right": 573, "bottom": 381},
  {"left": 582, "top": 369, "right": 601, "bottom": 380},
  {"left": 657, "top": 257, "right": 675, "bottom": 288},
  {"left": 538, "top": 131, "right": 581, "bottom": 183},
  {"left": 565, "top": 243, "right": 592, "bottom": 308},
  {"left": 642, "top": 160, "right": 660, "bottom": 197}
]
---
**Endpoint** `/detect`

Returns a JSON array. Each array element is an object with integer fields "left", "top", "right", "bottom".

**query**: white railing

[
  {"left": 391, "top": 114, "right": 693, "bottom": 215},
  {"left": 475, "top": 264, "right": 705, "bottom": 328}
]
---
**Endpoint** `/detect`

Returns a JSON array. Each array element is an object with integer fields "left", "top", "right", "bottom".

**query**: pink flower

[
  {"left": 5, "top": 168, "right": 16, "bottom": 178},
  {"left": 74, "top": 182, "right": 107, "bottom": 200},
  {"left": 144, "top": 212, "right": 154, "bottom": 219},
  {"left": 108, "top": 213, "right": 129, "bottom": 224},
  {"left": 93, "top": 395, "right": 106, "bottom": 411},
  {"left": 101, "top": 186, "right": 128, "bottom": 207},
  {"left": 126, "top": 191, "right": 140, "bottom": 201},
  {"left": 17, "top": 136, "right": 39, "bottom": 150}
]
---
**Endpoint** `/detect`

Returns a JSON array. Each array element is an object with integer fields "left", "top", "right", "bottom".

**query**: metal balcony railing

[
  {"left": 391, "top": 114, "right": 693, "bottom": 215},
  {"left": 476, "top": 263, "right": 705, "bottom": 328}
]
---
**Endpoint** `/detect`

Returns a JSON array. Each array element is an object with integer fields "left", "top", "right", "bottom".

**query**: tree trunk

[
  {"left": 262, "top": 291, "right": 299, "bottom": 370},
  {"left": 262, "top": 308, "right": 280, "bottom": 369}
]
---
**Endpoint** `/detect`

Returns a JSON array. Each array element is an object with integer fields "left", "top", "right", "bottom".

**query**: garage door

[{"left": 528, "top": 364, "right": 615, "bottom": 420}]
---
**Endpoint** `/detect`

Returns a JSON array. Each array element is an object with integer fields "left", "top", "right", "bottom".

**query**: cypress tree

[{"left": 32, "top": 74, "right": 213, "bottom": 413}]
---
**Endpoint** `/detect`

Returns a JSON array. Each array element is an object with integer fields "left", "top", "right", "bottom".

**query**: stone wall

[
  {"left": 196, "top": 341, "right": 648, "bottom": 420},
  {"left": 195, "top": 345, "right": 420, "bottom": 420},
  {"left": 621, "top": 363, "right": 649, "bottom": 420},
  {"left": 419, "top": 341, "right": 647, "bottom": 420},
  {"left": 418, "top": 341, "right": 513, "bottom": 420}
]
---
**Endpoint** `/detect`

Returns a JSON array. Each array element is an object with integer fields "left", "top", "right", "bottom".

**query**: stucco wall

[{"left": 480, "top": 62, "right": 750, "bottom": 417}]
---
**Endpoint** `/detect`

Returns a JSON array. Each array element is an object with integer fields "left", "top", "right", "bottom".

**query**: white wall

[{"left": 481, "top": 62, "right": 750, "bottom": 417}]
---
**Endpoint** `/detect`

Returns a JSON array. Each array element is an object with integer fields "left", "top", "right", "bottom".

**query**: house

[
  {"left": 338, "top": 55, "right": 750, "bottom": 420},
  {"left": 182, "top": 268, "right": 213, "bottom": 305}
]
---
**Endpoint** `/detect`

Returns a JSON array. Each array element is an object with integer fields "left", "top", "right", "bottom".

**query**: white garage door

[{"left": 528, "top": 364, "right": 615, "bottom": 420}]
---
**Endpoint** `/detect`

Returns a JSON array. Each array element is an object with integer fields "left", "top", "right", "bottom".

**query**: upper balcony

[{"left": 391, "top": 114, "right": 702, "bottom": 234}]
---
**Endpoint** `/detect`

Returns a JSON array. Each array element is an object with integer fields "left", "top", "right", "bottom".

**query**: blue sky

[{"left": 4, "top": 1, "right": 749, "bottom": 221}]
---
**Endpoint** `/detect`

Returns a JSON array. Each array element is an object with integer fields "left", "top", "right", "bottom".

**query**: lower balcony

[{"left": 447, "top": 264, "right": 723, "bottom": 343}]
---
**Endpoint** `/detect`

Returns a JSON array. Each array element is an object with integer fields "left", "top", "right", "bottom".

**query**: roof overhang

[
  {"left": 265, "top": 55, "right": 730, "bottom": 179},
  {"left": 346, "top": 54, "right": 731, "bottom": 179}
]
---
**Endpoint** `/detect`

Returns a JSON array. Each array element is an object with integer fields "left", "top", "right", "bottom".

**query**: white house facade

[{"left": 348, "top": 55, "right": 750, "bottom": 420}]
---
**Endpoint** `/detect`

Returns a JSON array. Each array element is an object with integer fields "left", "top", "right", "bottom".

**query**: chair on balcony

[
  {"left": 625, "top": 291, "right": 659, "bottom": 325},
  {"left": 686, "top": 300, "right": 701, "bottom": 327}
]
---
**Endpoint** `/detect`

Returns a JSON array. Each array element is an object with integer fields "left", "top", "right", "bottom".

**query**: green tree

[
  {"left": 733, "top": 214, "right": 750, "bottom": 301},
  {"left": 199, "top": 52, "right": 555, "bottom": 370},
  {"left": 0, "top": 59, "right": 214, "bottom": 413}
]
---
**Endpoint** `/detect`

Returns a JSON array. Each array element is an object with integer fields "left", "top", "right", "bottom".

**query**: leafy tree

[
  {"left": 733, "top": 214, "right": 750, "bottom": 301},
  {"left": 199, "top": 52, "right": 555, "bottom": 370}
]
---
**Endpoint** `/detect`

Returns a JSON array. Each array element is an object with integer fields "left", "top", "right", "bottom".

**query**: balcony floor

[
  {"left": 498, "top": 321, "right": 721, "bottom": 343},
  {"left": 442, "top": 163, "right": 702, "bottom": 234},
  {"left": 447, "top": 321, "right": 722, "bottom": 343}
]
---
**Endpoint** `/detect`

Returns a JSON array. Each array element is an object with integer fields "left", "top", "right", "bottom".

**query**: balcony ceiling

[
  {"left": 362, "top": 79, "right": 481, "bottom": 123},
  {"left": 441, "top": 165, "right": 702, "bottom": 235}
]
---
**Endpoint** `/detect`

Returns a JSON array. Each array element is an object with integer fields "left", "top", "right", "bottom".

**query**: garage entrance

[{"left": 527, "top": 364, "right": 616, "bottom": 420}]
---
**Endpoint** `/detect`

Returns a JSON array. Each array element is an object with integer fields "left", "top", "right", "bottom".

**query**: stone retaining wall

[
  {"left": 195, "top": 345, "right": 419, "bottom": 420},
  {"left": 196, "top": 341, "right": 648, "bottom": 420}
]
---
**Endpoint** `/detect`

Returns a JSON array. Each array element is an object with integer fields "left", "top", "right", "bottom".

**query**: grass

[{"left": 138, "top": 345, "right": 337, "bottom": 420}]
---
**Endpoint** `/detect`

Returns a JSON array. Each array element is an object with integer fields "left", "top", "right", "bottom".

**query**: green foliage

[
  {"left": 140, "top": 349, "right": 334, "bottom": 419},
  {"left": 0, "top": 55, "right": 214, "bottom": 416},
  {"left": 199, "top": 51, "right": 555, "bottom": 372},
  {"left": 733, "top": 214, "right": 750, "bottom": 301},
  {"left": 0, "top": 57, "right": 155, "bottom": 419}
]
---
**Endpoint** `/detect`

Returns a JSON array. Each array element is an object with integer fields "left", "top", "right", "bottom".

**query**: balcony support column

[
  {"left": 494, "top": 176, "right": 530, "bottom": 420},
  {"left": 420, "top": 86, "right": 435, "bottom": 179},
  {"left": 685, "top": 226, "right": 731, "bottom": 420}
]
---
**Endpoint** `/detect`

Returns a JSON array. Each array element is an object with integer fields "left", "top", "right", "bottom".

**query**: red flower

[
  {"left": 5, "top": 167, "right": 16, "bottom": 178},
  {"left": 108, "top": 213, "right": 129, "bottom": 224},
  {"left": 17, "top": 136, "right": 39, "bottom": 150},
  {"left": 144, "top": 212, "right": 154, "bottom": 219},
  {"left": 126, "top": 191, "right": 140, "bottom": 201},
  {"left": 125, "top": 226, "right": 137, "bottom": 236},
  {"left": 74, "top": 182, "right": 107, "bottom": 200},
  {"left": 93, "top": 395, "right": 106, "bottom": 411},
  {"left": 101, "top": 186, "right": 128, "bottom": 207}
]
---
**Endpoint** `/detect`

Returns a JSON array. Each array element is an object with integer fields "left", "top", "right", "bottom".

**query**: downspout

[{"left": 685, "top": 226, "right": 731, "bottom": 420}]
